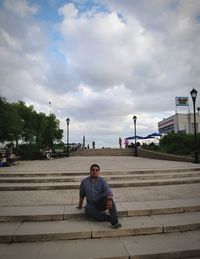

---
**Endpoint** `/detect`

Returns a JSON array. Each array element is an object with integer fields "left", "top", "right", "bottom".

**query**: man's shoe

[{"left": 111, "top": 222, "right": 122, "bottom": 229}]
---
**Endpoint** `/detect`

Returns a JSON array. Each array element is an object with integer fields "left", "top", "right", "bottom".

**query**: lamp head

[
  {"left": 133, "top": 115, "right": 137, "bottom": 122},
  {"left": 66, "top": 118, "right": 70, "bottom": 124},
  {"left": 190, "top": 88, "right": 198, "bottom": 101}
]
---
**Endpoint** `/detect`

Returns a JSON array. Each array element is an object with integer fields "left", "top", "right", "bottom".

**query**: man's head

[{"left": 90, "top": 164, "right": 100, "bottom": 178}]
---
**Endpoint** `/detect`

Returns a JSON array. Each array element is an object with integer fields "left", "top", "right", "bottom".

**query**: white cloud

[
  {"left": 0, "top": 0, "right": 200, "bottom": 147},
  {"left": 0, "top": 28, "right": 22, "bottom": 50},
  {"left": 4, "top": 0, "right": 38, "bottom": 18},
  {"left": 58, "top": 2, "right": 78, "bottom": 18},
  {"left": 58, "top": 4, "right": 156, "bottom": 90}
]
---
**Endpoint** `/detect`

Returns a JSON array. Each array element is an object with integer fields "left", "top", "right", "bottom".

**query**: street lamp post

[
  {"left": 133, "top": 115, "right": 138, "bottom": 156},
  {"left": 190, "top": 88, "right": 199, "bottom": 163},
  {"left": 66, "top": 118, "right": 70, "bottom": 157}
]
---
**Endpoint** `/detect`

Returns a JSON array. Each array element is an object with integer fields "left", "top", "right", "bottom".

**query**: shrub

[
  {"left": 165, "top": 143, "right": 190, "bottom": 155},
  {"left": 142, "top": 132, "right": 200, "bottom": 156},
  {"left": 18, "top": 144, "right": 42, "bottom": 160}
]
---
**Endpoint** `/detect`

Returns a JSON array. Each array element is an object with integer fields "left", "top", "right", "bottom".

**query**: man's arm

[
  {"left": 77, "top": 197, "right": 84, "bottom": 209},
  {"left": 77, "top": 181, "right": 85, "bottom": 209}
]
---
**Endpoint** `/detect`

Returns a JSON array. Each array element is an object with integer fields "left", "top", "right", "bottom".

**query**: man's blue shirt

[{"left": 80, "top": 176, "right": 112, "bottom": 203}]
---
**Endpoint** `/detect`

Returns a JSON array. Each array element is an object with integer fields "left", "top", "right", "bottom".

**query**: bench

[
  {"left": 40, "top": 148, "right": 68, "bottom": 159},
  {"left": 51, "top": 149, "right": 68, "bottom": 158}
]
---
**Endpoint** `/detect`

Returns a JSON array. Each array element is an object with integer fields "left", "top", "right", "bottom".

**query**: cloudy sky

[{"left": 0, "top": 0, "right": 200, "bottom": 148}]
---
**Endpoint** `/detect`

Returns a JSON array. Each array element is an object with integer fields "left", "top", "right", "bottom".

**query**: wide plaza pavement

[{"left": 0, "top": 156, "right": 200, "bottom": 206}]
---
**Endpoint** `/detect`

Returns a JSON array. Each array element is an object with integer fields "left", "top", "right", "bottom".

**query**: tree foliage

[{"left": 0, "top": 96, "right": 63, "bottom": 148}]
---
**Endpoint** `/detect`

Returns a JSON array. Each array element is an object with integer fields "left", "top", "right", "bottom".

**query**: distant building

[{"left": 158, "top": 113, "right": 200, "bottom": 135}]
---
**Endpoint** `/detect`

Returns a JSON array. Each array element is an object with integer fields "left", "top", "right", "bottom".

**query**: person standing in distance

[{"left": 77, "top": 164, "right": 121, "bottom": 228}]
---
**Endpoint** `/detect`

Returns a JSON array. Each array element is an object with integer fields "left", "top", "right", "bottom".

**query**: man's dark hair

[{"left": 90, "top": 164, "right": 100, "bottom": 171}]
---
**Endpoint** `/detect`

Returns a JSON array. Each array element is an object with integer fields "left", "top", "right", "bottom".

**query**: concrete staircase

[
  {"left": 0, "top": 199, "right": 200, "bottom": 242},
  {"left": 0, "top": 168, "right": 200, "bottom": 190},
  {"left": 0, "top": 199, "right": 200, "bottom": 258},
  {"left": 71, "top": 148, "right": 135, "bottom": 156},
  {"left": 0, "top": 165, "right": 200, "bottom": 258}
]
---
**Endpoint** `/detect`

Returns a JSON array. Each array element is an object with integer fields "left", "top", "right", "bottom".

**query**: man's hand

[
  {"left": 76, "top": 204, "right": 82, "bottom": 209},
  {"left": 77, "top": 197, "right": 84, "bottom": 209}
]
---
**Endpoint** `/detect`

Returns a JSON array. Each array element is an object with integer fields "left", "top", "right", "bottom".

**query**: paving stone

[
  {"left": 63, "top": 205, "right": 85, "bottom": 219},
  {"left": 123, "top": 200, "right": 183, "bottom": 216},
  {"left": 0, "top": 182, "right": 80, "bottom": 191},
  {"left": 0, "top": 222, "right": 21, "bottom": 242},
  {"left": 150, "top": 212, "right": 200, "bottom": 232},
  {"left": 172, "top": 198, "right": 200, "bottom": 212},
  {"left": 38, "top": 238, "right": 129, "bottom": 259},
  {"left": 0, "top": 242, "right": 42, "bottom": 259},
  {"left": 13, "top": 220, "right": 91, "bottom": 242},
  {"left": 187, "top": 229, "right": 200, "bottom": 243},
  {"left": 116, "top": 202, "right": 128, "bottom": 216},
  {"left": 0, "top": 205, "right": 64, "bottom": 221},
  {"left": 90, "top": 216, "right": 163, "bottom": 238},
  {"left": 121, "top": 230, "right": 200, "bottom": 259}
]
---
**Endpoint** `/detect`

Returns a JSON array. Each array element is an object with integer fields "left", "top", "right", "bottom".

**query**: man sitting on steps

[{"left": 77, "top": 163, "right": 121, "bottom": 229}]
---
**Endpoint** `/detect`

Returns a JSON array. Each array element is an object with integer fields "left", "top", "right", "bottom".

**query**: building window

[
  {"left": 159, "top": 124, "right": 175, "bottom": 134},
  {"left": 191, "top": 123, "right": 199, "bottom": 133}
]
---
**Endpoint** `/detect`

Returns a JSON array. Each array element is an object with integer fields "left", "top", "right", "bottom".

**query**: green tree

[
  {"left": 15, "top": 101, "right": 38, "bottom": 143},
  {"left": 0, "top": 96, "right": 22, "bottom": 146},
  {"left": 34, "top": 112, "right": 46, "bottom": 146},
  {"left": 42, "top": 114, "right": 63, "bottom": 147},
  {"left": 0, "top": 96, "right": 63, "bottom": 148}
]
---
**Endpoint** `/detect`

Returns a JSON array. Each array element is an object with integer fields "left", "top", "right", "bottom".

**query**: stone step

[
  {"left": 0, "top": 198, "right": 200, "bottom": 222},
  {"left": 1, "top": 168, "right": 199, "bottom": 177},
  {"left": 0, "top": 211, "right": 200, "bottom": 243},
  {"left": 0, "top": 231, "right": 200, "bottom": 259},
  {"left": 1, "top": 171, "right": 200, "bottom": 183},
  {"left": 1, "top": 176, "right": 200, "bottom": 190},
  {"left": 71, "top": 148, "right": 135, "bottom": 156}
]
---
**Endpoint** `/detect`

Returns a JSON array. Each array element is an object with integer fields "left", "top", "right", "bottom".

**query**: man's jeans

[{"left": 84, "top": 196, "right": 118, "bottom": 225}]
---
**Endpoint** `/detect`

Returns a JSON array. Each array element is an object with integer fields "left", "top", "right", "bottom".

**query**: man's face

[{"left": 90, "top": 166, "right": 100, "bottom": 178}]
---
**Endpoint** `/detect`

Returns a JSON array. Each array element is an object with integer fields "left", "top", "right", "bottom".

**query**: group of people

[
  {"left": 86, "top": 141, "right": 96, "bottom": 149},
  {"left": 0, "top": 144, "right": 17, "bottom": 167},
  {"left": 119, "top": 137, "right": 130, "bottom": 149}
]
